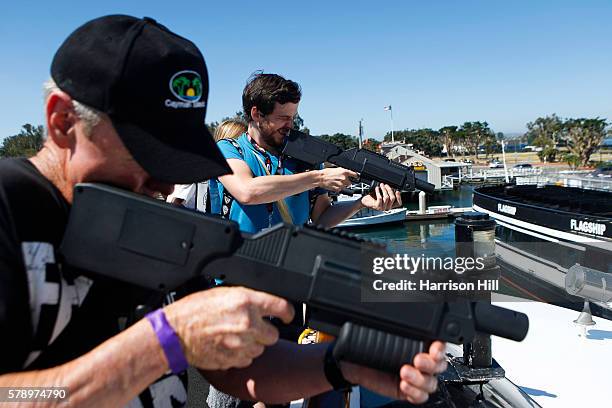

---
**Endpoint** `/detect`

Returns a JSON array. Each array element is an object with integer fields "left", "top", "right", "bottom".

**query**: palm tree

[
  {"left": 172, "top": 76, "right": 191, "bottom": 96},
  {"left": 192, "top": 77, "right": 202, "bottom": 97}
]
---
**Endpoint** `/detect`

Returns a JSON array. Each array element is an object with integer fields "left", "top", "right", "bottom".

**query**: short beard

[{"left": 260, "top": 127, "right": 286, "bottom": 149}]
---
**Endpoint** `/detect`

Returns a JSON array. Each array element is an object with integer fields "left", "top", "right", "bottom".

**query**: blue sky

[{"left": 1, "top": 0, "right": 611, "bottom": 141}]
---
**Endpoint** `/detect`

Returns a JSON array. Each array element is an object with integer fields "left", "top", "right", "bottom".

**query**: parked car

[
  {"left": 513, "top": 163, "right": 533, "bottom": 169},
  {"left": 489, "top": 160, "right": 504, "bottom": 169},
  {"left": 593, "top": 166, "right": 612, "bottom": 177}
]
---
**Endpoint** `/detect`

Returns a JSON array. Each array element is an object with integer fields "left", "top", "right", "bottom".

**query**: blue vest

[{"left": 212, "top": 134, "right": 316, "bottom": 233}]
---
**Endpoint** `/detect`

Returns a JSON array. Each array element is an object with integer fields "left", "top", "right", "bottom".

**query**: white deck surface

[{"left": 491, "top": 300, "right": 612, "bottom": 407}]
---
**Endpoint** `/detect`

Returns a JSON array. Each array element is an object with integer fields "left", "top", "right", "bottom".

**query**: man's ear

[
  {"left": 46, "top": 92, "right": 78, "bottom": 148},
  {"left": 251, "top": 106, "right": 262, "bottom": 122}
]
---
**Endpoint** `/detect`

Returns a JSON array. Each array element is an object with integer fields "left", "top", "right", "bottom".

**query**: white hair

[{"left": 43, "top": 78, "right": 102, "bottom": 136}]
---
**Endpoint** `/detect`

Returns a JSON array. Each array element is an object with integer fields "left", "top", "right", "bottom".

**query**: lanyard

[
  {"left": 247, "top": 134, "right": 284, "bottom": 176},
  {"left": 247, "top": 134, "right": 285, "bottom": 227}
]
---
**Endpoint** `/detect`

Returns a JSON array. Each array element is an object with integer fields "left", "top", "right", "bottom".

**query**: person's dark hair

[{"left": 242, "top": 72, "right": 301, "bottom": 122}]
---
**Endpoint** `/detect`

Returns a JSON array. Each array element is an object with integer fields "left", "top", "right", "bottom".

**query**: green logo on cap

[{"left": 170, "top": 70, "right": 203, "bottom": 102}]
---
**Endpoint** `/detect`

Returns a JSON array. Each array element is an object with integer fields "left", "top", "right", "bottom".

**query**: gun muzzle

[
  {"left": 415, "top": 178, "right": 436, "bottom": 194},
  {"left": 473, "top": 303, "right": 529, "bottom": 342}
]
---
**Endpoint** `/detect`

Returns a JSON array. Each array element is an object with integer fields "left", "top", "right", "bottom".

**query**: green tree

[
  {"left": 482, "top": 133, "right": 498, "bottom": 159},
  {"left": 318, "top": 133, "right": 358, "bottom": 150},
  {"left": 562, "top": 117, "right": 609, "bottom": 167},
  {"left": 292, "top": 114, "right": 304, "bottom": 130},
  {"left": 207, "top": 111, "right": 247, "bottom": 135},
  {"left": 362, "top": 138, "right": 381, "bottom": 152},
  {"left": 459, "top": 121, "right": 492, "bottom": 158},
  {"left": 383, "top": 128, "right": 442, "bottom": 156},
  {"left": 206, "top": 121, "right": 219, "bottom": 135},
  {"left": 537, "top": 145, "right": 557, "bottom": 163},
  {"left": 453, "top": 129, "right": 468, "bottom": 158},
  {"left": 1, "top": 124, "right": 44, "bottom": 158},
  {"left": 525, "top": 114, "right": 563, "bottom": 145},
  {"left": 234, "top": 110, "right": 248, "bottom": 122},
  {"left": 561, "top": 153, "right": 581, "bottom": 170},
  {"left": 439, "top": 126, "right": 459, "bottom": 158},
  {"left": 525, "top": 114, "right": 563, "bottom": 162}
]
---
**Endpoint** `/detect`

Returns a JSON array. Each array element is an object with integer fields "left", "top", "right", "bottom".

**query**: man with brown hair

[{"left": 213, "top": 73, "right": 403, "bottom": 233}]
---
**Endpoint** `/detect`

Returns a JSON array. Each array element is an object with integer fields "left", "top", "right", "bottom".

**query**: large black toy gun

[
  {"left": 282, "top": 129, "right": 436, "bottom": 193},
  {"left": 60, "top": 184, "right": 527, "bottom": 373}
]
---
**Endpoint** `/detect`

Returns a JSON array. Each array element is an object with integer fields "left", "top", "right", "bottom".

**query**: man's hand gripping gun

[
  {"left": 282, "top": 129, "right": 436, "bottom": 194},
  {"left": 60, "top": 184, "right": 528, "bottom": 373}
]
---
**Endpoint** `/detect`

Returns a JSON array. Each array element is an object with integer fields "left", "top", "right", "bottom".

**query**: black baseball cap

[{"left": 51, "top": 15, "right": 231, "bottom": 184}]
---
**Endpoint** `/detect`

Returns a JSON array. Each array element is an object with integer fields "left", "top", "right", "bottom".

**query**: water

[
  {"left": 357, "top": 185, "right": 476, "bottom": 255},
  {"left": 405, "top": 185, "right": 476, "bottom": 211},
  {"left": 357, "top": 220, "right": 458, "bottom": 257},
  {"left": 354, "top": 184, "right": 572, "bottom": 301}
]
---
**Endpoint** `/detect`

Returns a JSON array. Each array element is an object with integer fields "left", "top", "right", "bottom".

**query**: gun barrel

[
  {"left": 473, "top": 303, "right": 529, "bottom": 342},
  {"left": 415, "top": 178, "right": 435, "bottom": 194}
]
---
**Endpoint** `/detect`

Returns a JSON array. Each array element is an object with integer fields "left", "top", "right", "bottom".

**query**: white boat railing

[
  {"left": 516, "top": 173, "right": 612, "bottom": 192},
  {"left": 469, "top": 167, "right": 543, "bottom": 179}
]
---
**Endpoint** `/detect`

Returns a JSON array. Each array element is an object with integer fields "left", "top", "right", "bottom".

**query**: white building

[{"left": 386, "top": 144, "right": 472, "bottom": 190}]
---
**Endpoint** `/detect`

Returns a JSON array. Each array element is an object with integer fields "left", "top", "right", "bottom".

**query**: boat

[
  {"left": 331, "top": 192, "right": 406, "bottom": 229},
  {"left": 473, "top": 184, "right": 612, "bottom": 317},
  {"left": 336, "top": 206, "right": 407, "bottom": 229}
]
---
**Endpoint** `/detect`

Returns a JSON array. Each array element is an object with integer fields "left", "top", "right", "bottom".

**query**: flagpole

[
  {"left": 384, "top": 105, "right": 394, "bottom": 143},
  {"left": 390, "top": 107, "right": 394, "bottom": 143},
  {"left": 358, "top": 119, "right": 363, "bottom": 149}
]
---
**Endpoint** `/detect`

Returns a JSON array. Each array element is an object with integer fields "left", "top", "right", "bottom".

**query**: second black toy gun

[
  {"left": 60, "top": 184, "right": 527, "bottom": 373},
  {"left": 282, "top": 129, "right": 436, "bottom": 193}
]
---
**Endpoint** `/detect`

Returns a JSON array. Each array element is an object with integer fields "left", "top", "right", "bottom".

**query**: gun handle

[{"left": 333, "top": 322, "right": 427, "bottom": 374}]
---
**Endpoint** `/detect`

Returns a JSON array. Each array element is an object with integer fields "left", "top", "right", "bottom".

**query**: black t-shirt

[{"left": 0, "top": 158, "right": 188, "bottom": 407}]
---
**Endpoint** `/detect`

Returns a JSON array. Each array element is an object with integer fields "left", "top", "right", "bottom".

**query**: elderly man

[{"left": 0, "top": 15, "right": 446, "bottom": 407}]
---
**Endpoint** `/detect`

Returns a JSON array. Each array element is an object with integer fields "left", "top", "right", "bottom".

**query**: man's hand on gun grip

[
  {"left": 361, "top": 183, "right": 403, "bottom": 211},
  {"left": 340, "top": 341, "right": 447, "bottom": 404},
  {"left": 164, "top": 287, "right": 294, "bottom": 370},
  {"left": 317, "top": 167, "right": 358, "bottom": 192}
]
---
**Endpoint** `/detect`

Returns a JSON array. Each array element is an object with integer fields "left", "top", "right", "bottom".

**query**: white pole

[
  {"left": 390, "top": 107, "right": 394, "bottom": 143},
  {"left": 358, "top": 119, "right": 363, "bottom": 149},
  {"left": 418, "top": 191, "right": 427, "bottom": 214},
  {"left": 501, "top": 140, "right": 510, "bottom": 183}
]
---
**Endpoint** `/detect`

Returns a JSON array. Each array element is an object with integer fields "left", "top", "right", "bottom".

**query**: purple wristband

[{"left": 146, "top": 309, "right": 189, "bottom": 374}]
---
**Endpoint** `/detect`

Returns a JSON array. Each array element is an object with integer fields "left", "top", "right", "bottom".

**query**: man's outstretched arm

[
  {"left": 219, "top": 159, "right": 356, "bottom": 205},
  {"left": 311, "top": 184, "right": 403, "bottom": 228},
  {"left": 203, "top": 339, "right": 447, "bottom": 405}
]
